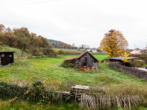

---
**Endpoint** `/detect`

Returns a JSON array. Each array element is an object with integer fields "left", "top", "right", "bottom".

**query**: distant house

[
  {"left": 141, "top": 49, "right": 147, "bottom": 53},
  {"left": 0, "top": 52, "right": 14, "bottom": 66},
  {"left": 109, "top": 57, "right": 137, "bottom": 66},
  {"left": 91, "top": 48, "right": 97, "bottom": 53},
  {"left": 130, "top": 49, "right": 142, "bottom": 57},
  {"left": 65, "top": 51, "right": 99, "bottom": 69},
  {"left": 86, "top": 48, "right": 91, "bottom": 52},
  {"left": 130, "top": 50, "right": 141, "bottom": 54}
]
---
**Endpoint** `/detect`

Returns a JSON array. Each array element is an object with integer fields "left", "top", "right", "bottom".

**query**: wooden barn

[
  {"left": 65, "top": 51, "right": 99, "bottom": 70},
  {"left": 0, "top": 52, "right": 14, "bottom": 66}
]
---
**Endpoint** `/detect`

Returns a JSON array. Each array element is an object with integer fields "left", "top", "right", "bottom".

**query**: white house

[{"left": 130, "top": 50, "right": 142, "bottom": 55}]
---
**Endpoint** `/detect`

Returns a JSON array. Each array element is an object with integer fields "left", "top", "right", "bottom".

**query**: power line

[{"left": 0, "top": 0, "right": 59, "bottom": 8}]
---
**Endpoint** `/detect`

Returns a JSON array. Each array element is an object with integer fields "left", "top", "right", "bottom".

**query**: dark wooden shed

[
  {"left": 109, "top": 57, "right": 137, "bottom": 66},
  {"left": 0, "top": 52, "right": 14, "bottom": 66},
  {"left": 65, "top": 51, "right": 99, "bottom": 70}
]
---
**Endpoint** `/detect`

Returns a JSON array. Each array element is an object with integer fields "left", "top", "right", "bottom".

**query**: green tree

[{"left": 16, "top": 33, "right": 30, "bottom": 57}]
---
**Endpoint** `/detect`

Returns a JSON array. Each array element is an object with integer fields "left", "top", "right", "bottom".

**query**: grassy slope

[
  {"left": 0, "top": 47, "right": 147, "bottom": 109},
  {"left": 0, "top": 45, "right": 29, "bottom": 57},
  {"left": 0, "top": 54, "right": 146, "bottom": 87}
]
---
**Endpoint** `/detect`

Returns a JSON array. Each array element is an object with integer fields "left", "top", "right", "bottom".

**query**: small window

[
  {"left": 9, "top": 54, "right": 12, "bottom": 57},
  {"left": 1, "top": 54, "right": 5, "bottom": 57}
]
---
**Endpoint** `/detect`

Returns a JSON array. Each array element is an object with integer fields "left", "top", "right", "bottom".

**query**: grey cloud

[{"left": 1, "top": 0, "right": 147, "bottom": 48}]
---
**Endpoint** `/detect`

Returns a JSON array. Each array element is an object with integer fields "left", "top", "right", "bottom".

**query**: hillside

[
  {"left": 0, "top": 45, "right": 29, "bottom": 57},
  {"left": 48, "top": 39, "right": 77, "bottom": 49}
]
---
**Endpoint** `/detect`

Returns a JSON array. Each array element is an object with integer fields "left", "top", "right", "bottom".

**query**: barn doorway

[
  {"left": 1, "top": 53, "right": 9, "bottom": 65},
  {"left": 81, "top": 57, "right": 87, "bottom": 67}
]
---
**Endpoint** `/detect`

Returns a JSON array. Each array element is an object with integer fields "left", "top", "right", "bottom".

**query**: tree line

[
  {"left": 0, "top": 24, "right": 56, "bottom": 57},
  {"left": 48, "top": 39, "right": 78, "bottom": 49}
]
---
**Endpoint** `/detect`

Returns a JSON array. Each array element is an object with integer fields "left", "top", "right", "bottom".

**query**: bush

[
  {"left": 60, "top": 61, "right": 75, "bottom": 68},
  {"left": 130, "top": 59, "right": 145, "bottom": 67},
  {"left": 42, "top": 48, "right": 57, "bottom": 57},
  {"left": 0, "top": 81, "right": 64, "bottom": 103},
  {"left": 101, "top": 58, "right": 109, "bottom": 63},
  {"left": 56, "top": 50, "right": 64, "bottom": 55},
  {"left": 34, "top": 52, "right": 43, "bottom": 56},
  {"left": 0, "top": 81, "right": 28, "bottom": 99},
  {"left": 139, "top": 52, "right": 147, "bottom": 64}
]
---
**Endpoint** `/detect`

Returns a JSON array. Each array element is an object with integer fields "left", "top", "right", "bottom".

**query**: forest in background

[
  {"left": 48, "top": 39, "right": 78, "bottom": 49},
  {"left": 0, "top": 24, "right": 79, "bottom": 57}
]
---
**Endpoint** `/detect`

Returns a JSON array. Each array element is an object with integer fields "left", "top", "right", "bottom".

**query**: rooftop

[
  {"left": 109, "top": 57, "right": 137, "bottom": 60},
  {"left": 65, "top": 51, "right": 99, "bottom": 62}
]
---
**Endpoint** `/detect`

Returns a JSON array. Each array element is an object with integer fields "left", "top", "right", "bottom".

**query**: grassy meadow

[
  {"left": 1, "top": 50, "right": 147, "bottom": 109},
  {"left": 53, "top": 48, "right": 84, "bottom": 53}
]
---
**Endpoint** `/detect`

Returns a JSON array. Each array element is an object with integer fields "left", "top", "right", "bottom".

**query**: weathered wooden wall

[
  {"left": 75, "top": 53, "right": 98, "bottom": 68},
  {"left": 109, "top": 62, "right": 147, "bottom": 80}
]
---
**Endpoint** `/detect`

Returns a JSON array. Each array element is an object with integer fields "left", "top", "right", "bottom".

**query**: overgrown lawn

[{"left": 1, "top": 53, "right": 147, "bottom": 109}]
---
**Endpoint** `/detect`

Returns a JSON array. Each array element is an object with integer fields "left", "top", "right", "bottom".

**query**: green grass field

[
  {"left": 1, "top": 50, "right": 147, "bottom": 109},
  {"left": 53, "top": 48, "right": 84, "bottom": 53}
]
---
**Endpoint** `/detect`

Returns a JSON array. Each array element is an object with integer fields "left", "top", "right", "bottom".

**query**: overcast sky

[{"left": 0, "top": 0, "right": 147, "bottom": 49}]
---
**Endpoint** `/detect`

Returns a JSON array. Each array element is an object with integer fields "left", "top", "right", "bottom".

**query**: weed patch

[{"left": 95, "top": 75, "right": 120, "bottom": 85}]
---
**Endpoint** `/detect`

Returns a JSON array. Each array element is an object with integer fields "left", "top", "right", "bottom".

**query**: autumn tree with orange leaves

[{"left": 99, "top": 30, "right": 128, "bottom": 58}]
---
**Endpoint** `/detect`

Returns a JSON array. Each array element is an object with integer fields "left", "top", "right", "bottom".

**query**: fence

[{"left": 109, "top": 63, "right": 147, "bottom": 80}]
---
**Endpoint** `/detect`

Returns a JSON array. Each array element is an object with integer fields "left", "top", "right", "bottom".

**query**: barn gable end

[{"left": 65, "top": 51, "right": 99, "bottom": 70}]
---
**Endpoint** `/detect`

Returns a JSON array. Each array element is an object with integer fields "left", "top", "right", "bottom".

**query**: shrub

[
  {"left": 56, "top": 50, "right": 65, "bottom": 55},
  {"left": 130, "top": 59, "right": 145, "bottom": 67},
  {"left": 42, "top": 48, "right": 57, "bottom": 57},
  {"left": 60, "top": 61, "right": 75, "bottom": 68},
  {"left": 0, "top": 81, "right": 65, "bottom": 103},
  {"left": 101, "top": 58, "right": 109, "bottom": 63},
  {"left": 139, "top": 52, "right": 147, "bottom": 64},
  {"left": 34, "top": 52, "right": 43, "bottom": 56},
  {"left": 0, "top": 81, "right": 28, "bottom": 99}
]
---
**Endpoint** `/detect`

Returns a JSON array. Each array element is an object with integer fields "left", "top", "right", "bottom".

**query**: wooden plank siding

[{"left": 65, "top": 51, "right": 99, "bottom": 69}]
